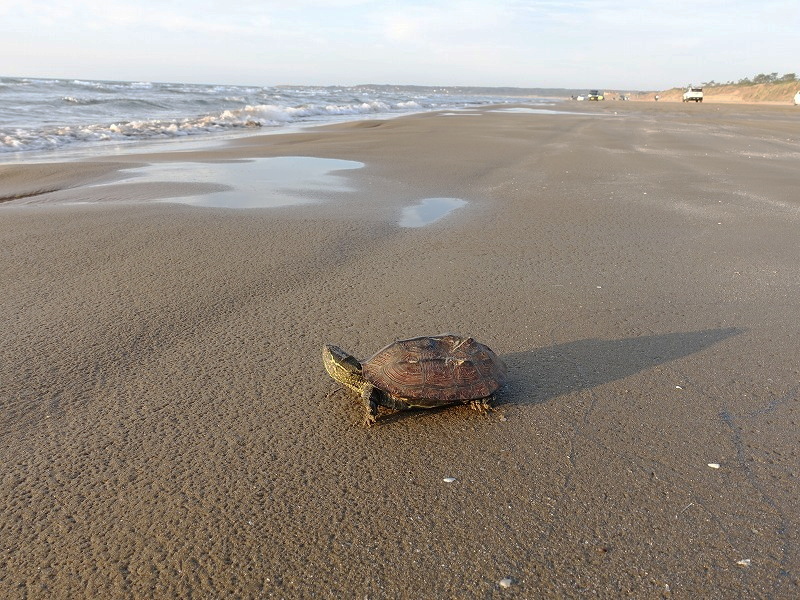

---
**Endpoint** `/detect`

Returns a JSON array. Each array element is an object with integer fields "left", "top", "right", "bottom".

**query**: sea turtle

[{"left": 322, "top": 333, "right": 507, "bottom": 426}]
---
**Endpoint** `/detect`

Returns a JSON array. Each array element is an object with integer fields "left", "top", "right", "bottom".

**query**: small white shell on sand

[
  {"left": 442, "top": 477, "right": 457, "bottom": 483},
  {"left": 737, "top": 558, "right": 751, "bottom": 567},
  {"left": 707, "top": 463, "right": 721, "bottom": 469},
  {"left": 499, "top": 577, "right": 514, "bottom": 588}
]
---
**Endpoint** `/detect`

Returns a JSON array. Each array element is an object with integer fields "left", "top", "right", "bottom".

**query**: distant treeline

[{"left": 702, "top": 72, "right": 798, "bottom": 87}]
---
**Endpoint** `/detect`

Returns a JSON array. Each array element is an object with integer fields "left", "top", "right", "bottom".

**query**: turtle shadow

[
  {"left": 497, "top": 327, "right": 743, "bottom": 407},
  {"left": 375, "top": 404, "right": 453, "bottom": 427}
]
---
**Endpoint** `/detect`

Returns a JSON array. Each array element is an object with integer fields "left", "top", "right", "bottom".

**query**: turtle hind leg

[
  {"left": 469, "top": 396, "right": 493, "bottom": 414},
  {"left": 360, "top": 385, "right": 379, "bottom": 427}
]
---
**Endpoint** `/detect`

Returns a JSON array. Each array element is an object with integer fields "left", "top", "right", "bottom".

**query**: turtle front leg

[{"left": 360, "top": 384, "right": 379, "bottom": 427}]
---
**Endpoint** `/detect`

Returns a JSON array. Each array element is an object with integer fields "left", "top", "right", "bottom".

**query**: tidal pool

[
  {"left": 105, "top": 156, "right": 364, "bottom": 208},
  {"left": 399, "top": 197, "right": 467, "bottom": 227}
]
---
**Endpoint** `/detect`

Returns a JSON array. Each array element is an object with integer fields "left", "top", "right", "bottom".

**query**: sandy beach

[{"left": 2, "top": 102, "right": 799, "bottom": 597}]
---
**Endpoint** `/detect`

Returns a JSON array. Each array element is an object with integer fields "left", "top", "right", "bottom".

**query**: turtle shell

[{"left": 361, "top": 334, "right": 507, "bottom": 406}]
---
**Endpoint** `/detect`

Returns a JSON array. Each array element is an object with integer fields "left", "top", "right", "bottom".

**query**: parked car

[
  {"left": 587, "top": 90, "right": 604, "bottom": 101},
  {"left": 683, "top": 87, "right": 704, "bottom": 102},
  {"left": 794, "top": 91, "right": 800, "bottom": 105}
]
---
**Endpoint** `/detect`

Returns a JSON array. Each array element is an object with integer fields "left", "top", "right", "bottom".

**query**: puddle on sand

[
  {"left": 399, "top": 197, "right": 467, "bottom": 227},
  {"left": 107, "top": 156, "right": 364, "bottom": 208},
  {"left": 488, "top": 107, "right": 606, "bottom": 116}
]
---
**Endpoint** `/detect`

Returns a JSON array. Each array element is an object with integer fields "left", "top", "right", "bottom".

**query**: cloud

[
  {"left": 377, "top": 1, "right": 512, "bottom": 42},
  {"left": 2, "top": 0, "right": 798, "bottom": 88},
  {"left": 4, "top": 0, "right": 273, "bottom": 35}
]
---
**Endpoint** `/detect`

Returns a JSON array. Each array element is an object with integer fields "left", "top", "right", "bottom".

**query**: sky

[{"left": 2, "top": 0, "right": 798, "bottom": 90}]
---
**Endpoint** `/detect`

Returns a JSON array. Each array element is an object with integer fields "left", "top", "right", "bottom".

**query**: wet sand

[{"left": 2, "top": 102, "right": 799, "bottom": 597}]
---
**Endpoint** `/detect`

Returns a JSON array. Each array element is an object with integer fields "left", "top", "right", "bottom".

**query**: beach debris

[
  {"left": 442, "top": 477, "right": 457, "bottom": 483},
  {"left": 675, "top": 385, "right": 683, "bottom": 389},
  {"left": 707, "top": 463, "right": 721, "bottom": 469},
  {"left": 322, "top": 334, "right": 507, "bottom": 426},
  {"left": 737, "top": 558, "right": 751, "bottom": 567},
  {"left": 499, "top": 577, "right": 514, "bottom": 588}
]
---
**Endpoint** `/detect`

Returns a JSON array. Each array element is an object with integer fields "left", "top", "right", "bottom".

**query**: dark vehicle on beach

[{"left": 587, "top": 90, "right": 604, "bottom": 101}]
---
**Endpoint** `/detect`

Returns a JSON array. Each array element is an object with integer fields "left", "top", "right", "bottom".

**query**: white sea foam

[{"left": 0, "top": 77, "right": 562, "bottom": 155}]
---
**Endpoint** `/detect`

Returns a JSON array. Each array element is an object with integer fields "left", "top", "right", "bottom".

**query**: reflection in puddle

[
  {"left": 488, "top": 107, "right": 607, "bottom": 116},
  {"left": 107, "top": 156, "right": 364, "bottom": 208},
  {"left": 400, "top": 197, "right": 467, "bottom": 227}
]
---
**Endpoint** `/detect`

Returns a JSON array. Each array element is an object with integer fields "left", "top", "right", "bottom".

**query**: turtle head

[{"left": 322, "top": 344, "right": 367, "bottom": 394}]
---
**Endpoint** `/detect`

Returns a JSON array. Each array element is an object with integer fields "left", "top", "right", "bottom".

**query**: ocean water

[{"left": 0, "top": 77, "right": 558, "bottom": 155}]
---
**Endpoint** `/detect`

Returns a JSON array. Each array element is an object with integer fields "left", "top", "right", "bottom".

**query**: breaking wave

[{"left": 1, "top": 77, "right": 556, "bottom": 154}]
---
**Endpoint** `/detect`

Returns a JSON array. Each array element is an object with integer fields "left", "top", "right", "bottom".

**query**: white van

[{"left": 794, "top": 91, "right": 800, "bottom": 105}]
